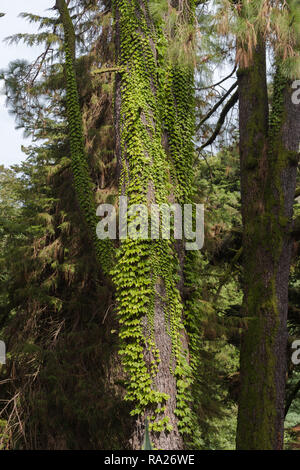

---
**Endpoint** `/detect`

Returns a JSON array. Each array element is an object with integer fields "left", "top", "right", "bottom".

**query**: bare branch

[
  {"left": 197, "top": 90, "right": 239, "bottom": 152},
  {"left": 197, "top": 80, "right": 238, "bottom": 131}
]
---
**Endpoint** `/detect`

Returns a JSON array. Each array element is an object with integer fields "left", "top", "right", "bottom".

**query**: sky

[
  {"left": 0, "top": 2, "right": 235, "bottom": 167},
  {"left": 0, "top": 0, "right": 51, "bottom": 167}
]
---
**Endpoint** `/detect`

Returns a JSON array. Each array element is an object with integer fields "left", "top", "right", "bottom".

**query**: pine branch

[
  {"left": 196, "top": 66, "right": 237, "bottom": 91},
  {"left": 91, "top": 66, "right": 125, "bottom": 75},
  {"left": 213, "top": 246, "right": 243, "bottom": 303},
  {"left": 196, "top": 80, "right": 238, "bottom": 131},
  {"left": 285, "top": 378, "right": 300, "bottom": 417},
  {"left": 197, "top": 90, "right": 239, "bottom": 152}
]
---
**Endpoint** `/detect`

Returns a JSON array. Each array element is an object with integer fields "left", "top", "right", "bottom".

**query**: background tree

[{"left": 224, "top": 0, "right": 300, "bottom": 449}]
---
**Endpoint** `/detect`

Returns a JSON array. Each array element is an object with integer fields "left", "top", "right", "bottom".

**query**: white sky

[
  {"left": 0, "top": 2, "right": 236, "bottom": 167},
  {"left": 0, "top": 0, "right": 51, "bottom": 167}
]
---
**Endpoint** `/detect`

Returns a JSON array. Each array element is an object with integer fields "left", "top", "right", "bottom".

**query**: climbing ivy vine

[
  {"left": 112, "top": 0, "right": 197, "bottom": 443},
  {"left": 58, "top": 0, "right": 198, "bottom": 445},
  {"left": 56, "top": 0, "right": 113, "bottom": 275}
]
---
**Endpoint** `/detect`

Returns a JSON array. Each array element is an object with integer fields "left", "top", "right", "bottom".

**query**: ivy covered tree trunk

[
  {"left": 113, "top": 0, "right": 195, "bottom": 450},
  {"left": 56, "top": 0, "right": 113, "bottom": 276},
  {"left": 236, "top": 38, "right": 300, "bottom": 449}
]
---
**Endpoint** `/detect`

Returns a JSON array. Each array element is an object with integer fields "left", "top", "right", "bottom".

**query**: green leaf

[{"left": 142, "top": 418, "right": 153, "bottom": 450}]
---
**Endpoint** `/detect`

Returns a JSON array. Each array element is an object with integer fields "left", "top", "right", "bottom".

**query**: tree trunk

[
  {"left": 113, "top": 0, "right": 195, "bottom": 450},
  {"left": 236, "top": 39, "right": 300, "bottom": 449}
]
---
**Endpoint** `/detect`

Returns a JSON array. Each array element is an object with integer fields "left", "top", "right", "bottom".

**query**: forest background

[{"left": 0, "top": 0, "right": 300, "bottom": 450}]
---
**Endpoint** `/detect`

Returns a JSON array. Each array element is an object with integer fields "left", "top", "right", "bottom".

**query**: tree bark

[
  {"left": 236, "top": 39, "right": 300, "bottom": 449},
  {"left": 113, "top": 0, "right": 195, "bottom": 450}
]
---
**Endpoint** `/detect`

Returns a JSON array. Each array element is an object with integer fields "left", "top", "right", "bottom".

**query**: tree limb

[
  {"left": 197, "top": 90, "right": 239, "bottom": 152},
  {"left": 196, "top": 66, "right": 237, "bottom": 91},
  {"left": 196, "top": 80, "right": 238, "bottom": 131},
  {"left": 285, "top": 378, "right": 300, "bottom": 417}
]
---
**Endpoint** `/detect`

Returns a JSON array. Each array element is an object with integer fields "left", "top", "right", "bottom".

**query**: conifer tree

[{"left": 228, "top": 0, "right": 300, "bottom": 449}]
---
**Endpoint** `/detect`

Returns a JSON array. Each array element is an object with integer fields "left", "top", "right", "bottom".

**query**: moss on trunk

[{"left": 236, "top": 41, "right": 300, "bottom": 449}]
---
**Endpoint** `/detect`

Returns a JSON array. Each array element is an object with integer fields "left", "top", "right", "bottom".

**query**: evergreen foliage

[{"left": 0, "top": 0, "right": 299, "bottom": 450}]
